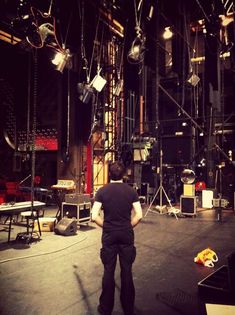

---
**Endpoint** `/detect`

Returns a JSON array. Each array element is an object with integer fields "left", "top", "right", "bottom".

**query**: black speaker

[
  {"left": 180, "top": 195, "right": 197, "bottom": 215},
  {"left": 54, "top": 217, "right": 78, "bottom": 236}
]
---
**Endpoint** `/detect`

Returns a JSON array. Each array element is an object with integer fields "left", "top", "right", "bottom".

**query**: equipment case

[
  {"left": 180, "top": 195, "right": 197, "bottom": 216},
  {"left": 62, "top": 202, "right": 91, "bottom": 223},
  {"left": 65, "top": 193, "right": 90, "bottom": 204}
]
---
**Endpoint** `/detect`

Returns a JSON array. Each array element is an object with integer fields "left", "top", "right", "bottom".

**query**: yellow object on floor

[
  {"left": 194, "top": 248, "right": 218, "bottom": 267},
  {"left": 34, "top": 217, "right": 56, "bottom": 232}
]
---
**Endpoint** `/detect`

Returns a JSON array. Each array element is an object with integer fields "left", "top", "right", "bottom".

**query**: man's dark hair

[{"left": 109, "top": 161, "right": 126, "bottom": 181}]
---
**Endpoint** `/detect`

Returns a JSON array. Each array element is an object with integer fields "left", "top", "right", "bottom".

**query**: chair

[
  {"left": 4, "top": 182, "right": 23, "bottom": 223},
  {"left": 5, "top": 181, "right": 23, "bottom": 202},
  {"left": 20, "top": 208, "right": 45, "bottom": 236}
]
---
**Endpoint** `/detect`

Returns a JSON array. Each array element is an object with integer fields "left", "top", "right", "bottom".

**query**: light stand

[
  {"left": 145, "top": 150, "right": 179, "bottom": 219},
  {"left": 213, "top": 163, "right": 229, "bottom": 222}
]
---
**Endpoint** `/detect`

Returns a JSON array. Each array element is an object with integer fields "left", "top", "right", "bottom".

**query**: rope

[
  {"left": 88, "top": 12, "right": 101, "bottom": 83},
  {"left": 80, "top": 0, "right": 89, "bottom": 83},
  {"left": 134, "top": 0, "right": 144, "bottom": 34}
]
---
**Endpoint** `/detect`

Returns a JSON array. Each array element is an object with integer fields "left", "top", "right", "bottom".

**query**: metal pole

[{"left": 159, "top": 149, "right": 163, "bottom": 208}]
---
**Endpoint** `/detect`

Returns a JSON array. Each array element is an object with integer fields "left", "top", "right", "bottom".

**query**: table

[{"left": 0, "top": 201, "right": 46, "bottom": 242}]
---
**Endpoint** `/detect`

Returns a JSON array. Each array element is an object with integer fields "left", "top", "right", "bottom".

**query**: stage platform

[{"left": 0, "top": 205, "right": 235, "bottom": 315}]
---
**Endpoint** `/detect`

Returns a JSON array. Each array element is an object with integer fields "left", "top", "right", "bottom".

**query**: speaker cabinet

[
  {"left": 62, "top": 202, "right": 91, "bottom": 223},
  {"left": 180, "top": 195, "right": 197, "bottom": 215},
  {"left": 54, "top": 217, "right": 78, "bottom": 236}
]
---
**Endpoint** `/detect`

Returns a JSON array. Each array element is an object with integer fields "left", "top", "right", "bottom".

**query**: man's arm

[
  {"left": 131, "top": 201, "right": 143, "bottom": 227},
  {"left": 91, "top": 201, "right": 103, "bottom": 227}
]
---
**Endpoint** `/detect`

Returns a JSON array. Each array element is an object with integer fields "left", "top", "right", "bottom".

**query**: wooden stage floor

[{"left": 0, "top": 205, "right": 235, "bottom": 315}]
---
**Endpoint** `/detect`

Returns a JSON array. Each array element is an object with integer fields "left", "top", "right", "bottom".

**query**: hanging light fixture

[
  {"left": 38, "top": 22, "right": 55, "bottom": 44},
  {"left": 90, "top": 69, "right": 107, "bottom": 92},
  {"left": 187, "top": 73, "right": 200, "bottom": 87},
  {"left": 51, "top": 48, "right": 71, "bottom": 73},
  {"left": 127, "top": 34, "right": 145, "bottom": 63},
  {"left": 127, "top": 0, "right": 146, "bottom": 64},
  {"left": 77, "top": 69, "right": 107, "bottom": 104},
  {"left": 77, "top": 83, "right": 94, "bottom": 104},
  {"left": 163, "top": 27, "right": 173, "bottom": 40}
]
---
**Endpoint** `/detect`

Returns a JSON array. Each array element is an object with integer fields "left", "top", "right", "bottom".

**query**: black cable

[{"left": 0, "top": 235, "right": 88, "bottom": 265}]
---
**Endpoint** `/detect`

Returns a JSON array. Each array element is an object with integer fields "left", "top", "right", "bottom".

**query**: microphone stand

[{"left": 19, "top": 174, "right": 31, "bottom": 186}]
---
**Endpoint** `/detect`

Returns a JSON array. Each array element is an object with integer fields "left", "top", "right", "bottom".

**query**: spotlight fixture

[
  {"left": 77, "top": 83, "right": 94, "bottom": 104},
  {"left": 38, "top": 23, "right": 55, "bottom": 44},
  {"left": 51, "top": 49, "right": 71, "bottom": 73},
  {"left": 163, "top": 27, "right": 173, "bottom": 40},
  {"left": 187, "top": 73, "right": 200, "bottom": 87},
  {"left": 114, "top": 79, "right": 123, "bottom": 96},
  {"left": 127, "top": 0, "right": 146, "bottom": 65},
  {"left": 220, "top": 13, "right": 234, "bottom": 27},
  {"left": 77, "top": 70, "right": 107, "bottom": 104},
  {"left": 90, "top": 70, "right": 107, "bottom": 92},
  {"left": 127, "top": 34, "right": 145, "bottom": 64}
]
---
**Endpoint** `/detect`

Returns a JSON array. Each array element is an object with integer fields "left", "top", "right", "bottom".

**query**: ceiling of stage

[{"left": 1, "top": 0, "right": 233, "bottom": 46}]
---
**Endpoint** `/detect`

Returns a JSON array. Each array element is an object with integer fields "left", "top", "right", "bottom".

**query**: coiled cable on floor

[{"left": 0, "top": 235, "right": 88, "bottom": 264}]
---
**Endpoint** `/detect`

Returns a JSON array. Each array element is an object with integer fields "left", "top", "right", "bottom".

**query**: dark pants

[{"left": 99, "top": 229, "right": 136, "bottom": 315}]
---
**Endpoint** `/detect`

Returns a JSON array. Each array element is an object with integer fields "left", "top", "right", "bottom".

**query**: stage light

[
  {"left": 77, "top": 70, "right": 107, "bottom": 104},
  {"left": 51, "top": 49, "right": 71, "bottom": 73},
  {"left": 38, "top": 23, "right": 55, "bottom": 43},
  {"left": 77, "top": 83, "right": 94, "bottom": 104},
  {"left": 175, "top": 131, "right": 183, "bottom": 136},
  {"left": 90, "top": 72, "right": 107, "bottom": 92},
  {"left": 127, "top": 36, "right": 145, "bottom": 63},
  {"left": 163, "top": 27, "right": 173, "bottom": 40},
  {"left": 114, "top": 79, "right": 123, "bottom": 96},
  {"left": 187, "top": 73, "right": 200, "bottom": 87},
  {"left": 221, "top": 14, "right": 233, "bottom": 27}
]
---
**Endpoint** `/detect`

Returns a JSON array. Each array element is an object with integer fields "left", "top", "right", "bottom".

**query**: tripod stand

[{"left": 144, "top": 150, "right": 179, "bottom": 219}]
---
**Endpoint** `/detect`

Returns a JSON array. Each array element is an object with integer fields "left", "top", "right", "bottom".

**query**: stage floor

[{"left": 0, "top": 205, "right": 235, "bottom": 315}]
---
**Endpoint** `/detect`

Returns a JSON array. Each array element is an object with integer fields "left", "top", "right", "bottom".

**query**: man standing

[{"left": 92, "top": 161, "right": 143, "bottom": 315}]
